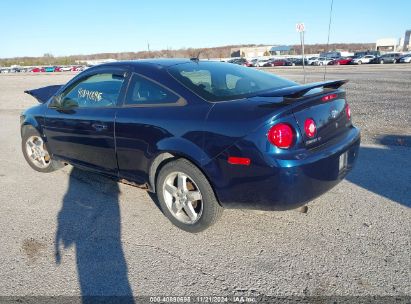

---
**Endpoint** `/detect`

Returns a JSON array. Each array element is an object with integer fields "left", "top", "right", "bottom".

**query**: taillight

[
  {"left": 267, "top": 123, "right": 294, "bottom": 149},
  {"left": 304, "top": 118, "right": 317, "bottom": 138},
  {"left": 321, "top": 93, "right": 337, "bottom": 102},
  {"left": 346, "top": 103, "right": 351, "bottom": 119}
]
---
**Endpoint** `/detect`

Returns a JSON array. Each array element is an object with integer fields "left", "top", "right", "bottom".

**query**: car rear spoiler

[
  {"left": 24, "top": 85, "right": 63, "bottom": 103},
  {"left": 258, "top": 79, "right": 349, "bottom": 100}
]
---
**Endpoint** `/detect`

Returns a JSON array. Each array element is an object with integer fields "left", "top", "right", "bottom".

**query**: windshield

[{"left": 168, "top": 61, "right": 296, "bottom": 102}]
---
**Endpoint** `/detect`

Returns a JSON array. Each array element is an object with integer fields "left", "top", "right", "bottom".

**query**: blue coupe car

[{"left": 21, "top": 59, "right": 360, "bottom": 232}]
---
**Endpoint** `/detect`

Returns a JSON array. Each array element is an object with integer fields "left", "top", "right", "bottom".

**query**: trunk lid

[
  {"left": 256, "top": 79, "right": 351, "bottom": 149},
  {"left": 291, "top": 89, "right": 350, "bottom": 148}
]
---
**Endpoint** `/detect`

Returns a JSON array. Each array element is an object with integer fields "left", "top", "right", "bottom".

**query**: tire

[
  {"left": 358, "top": 61, "right": 362, "bottom": 65},
  {"left": 380, "top": 60, "right": 384, "bottom": 64},
  {"left": 22, "top": 127, "right": 64, "bottom": 173},
  {"left": 156, "top": 158, "right": 223, "bottom": 233}
]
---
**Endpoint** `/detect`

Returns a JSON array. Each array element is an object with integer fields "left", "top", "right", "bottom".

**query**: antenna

[
  {"left": 190, "top": 51, "right": 201, "bottom": 62},
  {"left": 323, "top": 0, "right": 334, "bottom": 81}
]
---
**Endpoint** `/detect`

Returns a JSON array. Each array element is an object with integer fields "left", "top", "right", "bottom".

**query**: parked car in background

[
  {"left": 20, "top": 59, "right": 360, "bottom": 232},
  {"left": 54, "top": 67, "right": 63, "bottom": 72},
  {"left": 44, "top": 67, "right": 55, "bottom": 72},
  {"left": 293, "top": 58, "right": 309, "bottom": 66},
  {"left": 314, "top": 57, "right": 333, "bottom": 66},
  {"left": 30, "top": 67, "right": 45, "bottom": 73},
  {"left": 254, "top": 58, "right": 270, "bottom": 67},
  {"left": 77, "top": 66, "right": 88, "bottom": 72},
  {"left": 329, "top": 57, "right": 353, "bottom": 65},
  {"left": 351, "top": 55, "right": 375, "bottom": 65},
  {"left": 275, "top": 59, "right": 293, "bottom": 66},
  {"left": 307, "top": 57, "right": 319, "bottom": 65},
  {"left": 286, "top": 58, "right": 299, "bottom": 66},
  {"left": 319, "top": 51, "right": 342, "bottom": 59},
  {"left": 228, "top": 58, "right": 253, "bottom": 67},
  {"left": 263, "top": 59, "right": 293, "bottom": 67},
  {"left": 354, "top": 51, "right": 380, "bottom": 58},
  {"left": 369, "top": 53, "right": 402, "bottom": 64},
  {"left": 60, "top": 66, "right": 72, "bottom": 72},
  {"left": 397, "top": 54, "right": 411, "bottom": 63}
]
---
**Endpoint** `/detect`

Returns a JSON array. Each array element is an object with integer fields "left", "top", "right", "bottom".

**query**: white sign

[{"left": 296, "top": 23, "right": 305, "bottom": 32}]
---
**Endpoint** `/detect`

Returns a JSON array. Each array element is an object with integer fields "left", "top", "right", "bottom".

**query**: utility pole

[
  {"left": 147, "top": 42, "right": 150, "bottom": 58},
  {"left": 296, "top": 23, "right": 306, "bottom": 83}
]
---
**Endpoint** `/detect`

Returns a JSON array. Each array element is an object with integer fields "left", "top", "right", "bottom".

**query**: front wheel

[
  {"left": 380, "top": 60, "right": 384, "bottom": 64},
  {"left": 22, "top": 127, "right": 64, "bottom": 173},
  {"left": 156, "top": 159, "right": 223, "bottom": 233}
]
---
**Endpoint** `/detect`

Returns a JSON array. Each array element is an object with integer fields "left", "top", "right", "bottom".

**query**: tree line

[{"left": 0, "top": 43, "right": 375, "bottom": 67}]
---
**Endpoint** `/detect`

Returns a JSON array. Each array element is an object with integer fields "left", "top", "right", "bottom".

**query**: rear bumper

[{"left": 204, "top": 127, "right": 361, "bottom": 210}]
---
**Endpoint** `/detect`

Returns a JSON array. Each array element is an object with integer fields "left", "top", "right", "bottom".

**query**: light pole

[{"left": 296, "top": 23, "right": 306, "bottom": 83}]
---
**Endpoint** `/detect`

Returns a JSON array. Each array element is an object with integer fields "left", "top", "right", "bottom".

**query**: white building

[
  {"left": 376, "top": 30, "right": 411, "bottom": 52},
  {"left": 231, "top": 46, "right": 274, "bottom": 58},
  {"left": 376, "top": 38, "right": 399, "bottom": 52}
]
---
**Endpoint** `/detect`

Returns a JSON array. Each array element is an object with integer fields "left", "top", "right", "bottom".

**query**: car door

[
  {"left": 44, "top": 67, "right": 128, "bottom": 175},
  {"left": 115, "top": 73, "right": 191, "bottom": 184}
]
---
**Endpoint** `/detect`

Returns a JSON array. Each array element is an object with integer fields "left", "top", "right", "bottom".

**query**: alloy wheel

[
  {"left": 162, "top": 171, "right": 203, "bottom": 224},
  {"left": 25, "top": 136, "right": 51, "bottom": 169}
]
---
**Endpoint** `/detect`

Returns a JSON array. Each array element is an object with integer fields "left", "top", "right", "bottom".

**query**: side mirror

[{"left": 49, "top": 95, "right": 62, "bottom": 108}]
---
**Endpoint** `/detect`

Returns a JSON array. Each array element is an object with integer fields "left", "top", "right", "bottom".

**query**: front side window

[
  {"left": 168, "top": 61, "right": 295, "bottom": 102},
  {"left": 125, "top": 74, "right": 180, "bottom": 105},
  {"left": 59, "top": 72, "right": 125, "bottom": 108}
]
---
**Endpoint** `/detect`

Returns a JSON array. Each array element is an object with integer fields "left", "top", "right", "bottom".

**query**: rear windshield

[{"left": 168, "top": 61, "right": 296, "bottom": 102}]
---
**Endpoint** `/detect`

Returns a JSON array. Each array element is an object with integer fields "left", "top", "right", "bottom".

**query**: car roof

[{"left": 94, "top": 58, "right": 195, "bottom": 69}]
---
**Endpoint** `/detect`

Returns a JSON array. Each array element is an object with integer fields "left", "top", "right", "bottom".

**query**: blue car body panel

[{"left": 20, "top": 59, "right": 360, "bottom": 210}]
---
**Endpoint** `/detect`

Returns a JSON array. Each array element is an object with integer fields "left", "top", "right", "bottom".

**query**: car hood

[{"left": 24, "top": 85, "right": 63, "bottom": 103}]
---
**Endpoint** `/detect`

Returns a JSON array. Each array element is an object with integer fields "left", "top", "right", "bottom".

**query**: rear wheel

[
  {"left": 156, "top": 159, "right": 223, "bottom": 233},
  {"left": 22, "top": 128, "right": 64, "bottom": 173}
]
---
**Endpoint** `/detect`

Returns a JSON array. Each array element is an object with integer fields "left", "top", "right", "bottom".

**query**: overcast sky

[{"left": 1, "top": 0, "right": 410, "bottom": 58}]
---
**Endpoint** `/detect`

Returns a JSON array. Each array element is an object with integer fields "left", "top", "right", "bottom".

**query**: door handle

[{"left": 92, "top": 123, "right": 107, "bottom": 130}]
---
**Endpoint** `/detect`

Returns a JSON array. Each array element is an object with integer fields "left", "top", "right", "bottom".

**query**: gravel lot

[{"left": 0, "top": 65, "right": 410, "bottom": 300}]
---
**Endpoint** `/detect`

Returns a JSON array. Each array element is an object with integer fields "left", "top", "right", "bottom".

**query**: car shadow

[
  {"left": 55, "top": 167, "right": 134, "bottom": 303},
  {"left": 346, "top": 135, "right": 411, "bottom": 208}
]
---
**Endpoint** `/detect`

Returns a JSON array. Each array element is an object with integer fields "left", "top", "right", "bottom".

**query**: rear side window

[
  {"left": 168, "top": 61, "right": 295, "bottom": 102},
  {"left": 181, "top": 70, "right": 212, "bottom": 93},
  {"left": 125, "top": 74, "right": 179, "bottom": 105},
  {"left": 60, "top": 73, "right": 125, "bottom": 108}
]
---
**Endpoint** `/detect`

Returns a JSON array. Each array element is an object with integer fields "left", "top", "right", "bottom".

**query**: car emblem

[{"left": 330, "top": 108, "right": 339, "bottom": 119}]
